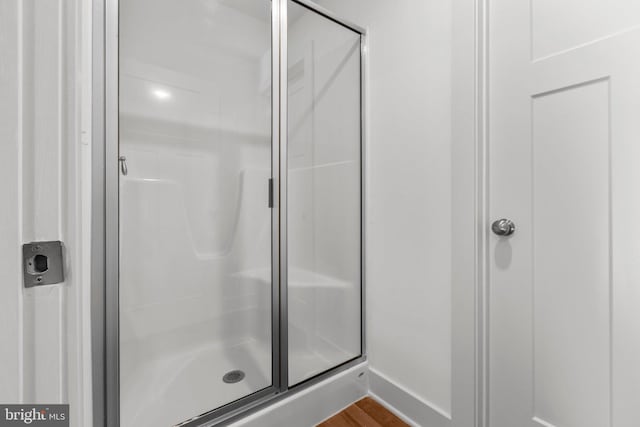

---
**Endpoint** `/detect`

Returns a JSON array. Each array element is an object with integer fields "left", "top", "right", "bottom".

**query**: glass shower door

[
  {"left": 118, "top": 1, "right": 274, "bottom": 425},
  {"left": 286, "top": 0, "right": 363, "bottom": 386}
]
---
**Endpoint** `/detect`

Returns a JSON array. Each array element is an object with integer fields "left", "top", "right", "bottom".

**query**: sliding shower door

[
  {"left": 118, "top": 1, "right": 275, "bottom": 426},
  {"left": 286, "top": 1, "right": 363, "bottom": 386}
]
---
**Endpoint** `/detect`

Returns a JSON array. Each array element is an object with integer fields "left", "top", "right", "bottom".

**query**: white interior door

[{"left": 488, "top": 1, "right": 640, "bottom": 426}]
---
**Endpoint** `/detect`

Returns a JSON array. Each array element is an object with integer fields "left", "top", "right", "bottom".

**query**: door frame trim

[
  {"left": 104, "top": 0, "right": 119, "bottom": 423},
  {"left": 475, "top": 0, "right": 489, "bottom": 426},
  {"left": 92, "top": 0, "right": 368, "bottom": 425},
  {"left": 278, "top": 0, "right": 288, "bottom": 391},
  {"left": 90, "top": 0, "right": 106, "bottom": 425},
  {"left": 451, "top": 0, "right": 489, "bottom": 424}
]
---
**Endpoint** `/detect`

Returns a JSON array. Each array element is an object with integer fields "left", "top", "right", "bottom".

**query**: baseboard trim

[
  {"left": 368, "top": 368, "right": 451, "bottom": 427},
  {"left": 228, "top": 362, "right": 369, "bottom": 427},
  {"left": 227, "top": 364, "right": 454, "bottom": 427}
]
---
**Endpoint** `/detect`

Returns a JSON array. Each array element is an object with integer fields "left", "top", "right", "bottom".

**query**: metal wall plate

[{"left": 22, "top": 241, "right": 65, "bottom": 287}]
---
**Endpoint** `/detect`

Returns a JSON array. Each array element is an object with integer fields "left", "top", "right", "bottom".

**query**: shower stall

[{"left": 103, "top": 0, "right": 365, "bottom": 425}]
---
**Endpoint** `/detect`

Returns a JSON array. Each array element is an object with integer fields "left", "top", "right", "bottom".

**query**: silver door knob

[{"left": 492, "top": 218, "right": 515, "bottom": 236}]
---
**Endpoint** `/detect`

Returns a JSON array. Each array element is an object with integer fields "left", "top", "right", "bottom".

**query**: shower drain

[{"left": 223, "top": 370, "right": 245, "bottom": 384}]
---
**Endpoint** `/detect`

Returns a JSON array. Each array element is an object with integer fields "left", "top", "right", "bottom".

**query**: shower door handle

[{"left": 119, "top": 156, "right": 128, "bottom": 176}]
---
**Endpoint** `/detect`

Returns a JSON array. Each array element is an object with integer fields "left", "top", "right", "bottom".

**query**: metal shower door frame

[{"left": 93, "top": 0, "right": 367, "bottom": 426}]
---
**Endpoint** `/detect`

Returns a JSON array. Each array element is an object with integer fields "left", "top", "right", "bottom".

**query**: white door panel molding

[{"left": 488, "top": 0, "right": 640, "bottom": 426}]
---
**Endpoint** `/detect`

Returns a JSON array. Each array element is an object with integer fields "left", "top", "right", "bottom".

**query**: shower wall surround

[
  {"left": 117, "top": 2, "right": 274, "bottom": 425},
  {"left": 112, "top": 0, "right": 364, "bottom": 425}
]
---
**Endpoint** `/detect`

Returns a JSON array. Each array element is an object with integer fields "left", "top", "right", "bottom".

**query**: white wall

[
  {"left": 312, "top": 2, "right": 479, "bottom": 426},
  {"left": 0, "top": 0, "right": 93, "bottom": 425},
  {"left": 314, "top": 0, "right": 455, "bottom": 420}
]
